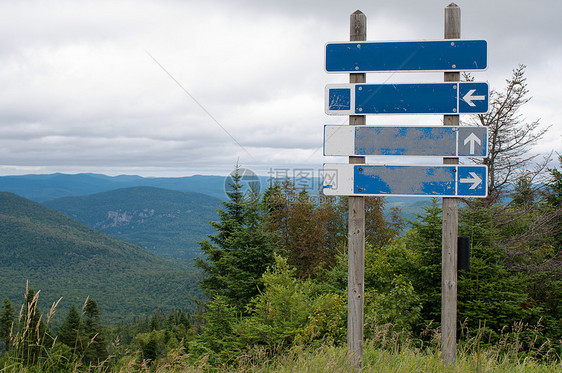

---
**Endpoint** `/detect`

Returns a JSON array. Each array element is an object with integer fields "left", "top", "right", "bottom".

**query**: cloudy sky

[{"left": 1, "top": 0, "right": 560, "bottom": 177}]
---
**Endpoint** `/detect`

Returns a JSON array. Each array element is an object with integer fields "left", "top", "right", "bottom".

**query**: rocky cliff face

[{"left": 43, "top": 187, "right": 221, "bottom": 259}]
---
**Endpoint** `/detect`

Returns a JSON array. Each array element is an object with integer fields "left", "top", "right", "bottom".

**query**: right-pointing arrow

[
  {"left": 460, "top": 172, "right": 482, "bottom": 190},
  {"left": 463, "top": 132, "right": 482, "bottom": 155},
  {"left": 462, "top": 89, "right": 486, "bottom": 107}
]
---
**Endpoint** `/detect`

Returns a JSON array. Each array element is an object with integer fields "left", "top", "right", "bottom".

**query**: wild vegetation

[{"left": 0, "top": 66, "right": 561, "bottom": 371}]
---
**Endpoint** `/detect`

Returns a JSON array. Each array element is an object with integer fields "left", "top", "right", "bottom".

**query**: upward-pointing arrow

[
  {"left": 462, "top": 89, "right": 486, "bottom": 107},
  {"left": 463, "top": 132, "right": 481, "bottom": 155}
]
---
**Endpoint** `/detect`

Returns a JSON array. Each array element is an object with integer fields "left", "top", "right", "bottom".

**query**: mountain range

[
  {"left": 43, "top": 186, "right": 221, "bottom": 260},
  {"left": 0, "top": 172, "right": 432, "bottom": 324},
  {"left": 0, "top": 173, "right": 232, "bottom": 202},
  {"left": 0, "top": 192, "right": 202, "bottom": 324},
  {"left": 0, "top": 172, "right": 430, "bottom": 219}
]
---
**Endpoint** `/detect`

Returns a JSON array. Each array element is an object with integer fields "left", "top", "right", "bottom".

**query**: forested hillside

[
  {"left": 43, "top": 187, "right": 220, "bottom": 259},
  {"left": 0, "top": 192, "right": 202, "bottom": 323}
]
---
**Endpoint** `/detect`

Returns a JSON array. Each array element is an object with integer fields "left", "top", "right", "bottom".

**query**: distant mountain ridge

[
  {"left": 0, "top": 192, "right": 202, "bottom": 323},
  {"left": 43, "top": 186, "right": 221, "bottom": 259},
  {"left": 0, "top": 172, "right": 430, "bottom": 225},
  {"left": 0, "top": 173, "right": 231, "bottom": 202}
]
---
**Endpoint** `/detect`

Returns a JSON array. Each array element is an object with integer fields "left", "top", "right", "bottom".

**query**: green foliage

[
  {"left": 546, "top": 155, "right": 562, "bottom": 209},
  {"left": 403, "top": 199, "right": 443, "bottom": 324},
  {"left": 190, "top": 256, "right": 348, "bottom": 364},
  {"left": 457, "top": 245, "right": 543, "bottom": 338},
  {"left": 263, "top": 181, "right": 345, "bottom": 277},
  {"left": 0, "top": 298, "right": 15, "bottom": 352},
  {"left": 544, "top": 156, "right": 562, "bottom": 254},
  {"left": 238, "top": 255, "right": 315, "bottom": 348},
  {"left": 364, "top": 240, "right": 419, "bottom": 293},
  {"left": 134, "top": 329, "right": 167, "bottom": 364},
  {"left": 365, "top": 276, "right": 422, "bottom": 335},
  {"left": 2, "top": 288, "right": 54, "bottom": 367},
  {"left": 264, "top": 183, "right": 404, "bottom": 279},
  {"left": 313, "top": 251, "right": 348, "bottom": 295},
  {"left": 360, "top": 196, "right": 405, "bottom": 250},
  {"left": 390, "top": 182, "right": 562, "bottom": 351},
  {"left": 57, "top": 304, "right": 81, "bottom": 354},
  {"left": 196, "top": 167, "right": 276, "bottom": 311},
  {"left": 188, "top": 296, "right": 241, "bottom": 364},
  {"left": 294, "top": 293, "right": 346, "bottom": 347},
  {"left": 81, "top": 299, "right": 107, "bottom": 365},
  {"left": 0, "top": 192, "right": 203, "bottom": 323}
]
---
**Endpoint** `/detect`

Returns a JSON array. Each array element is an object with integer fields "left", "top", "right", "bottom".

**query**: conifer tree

[
  {"left": 81, "top": 299, "right": 107, "bottom": 365},
  {"left": 57, "top": 304, "right": 81, "bottom": 353},
  {"left": 546, "top": 155, "right": 562, "bottom": 210},
  {"left": 196, "top": 168, "right": 246, "bottom": 295},
  {"left": 0, "top": 298, "right": 15, "bottom": 352},
  {"left": 196, "top": 166, "right": 276, "bottom": 311}
]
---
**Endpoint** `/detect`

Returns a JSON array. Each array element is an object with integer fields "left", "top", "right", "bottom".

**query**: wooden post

[
  {"left": 442, "top": 2, "right": 460, "bottom": 366},
  {"left": 347, "top": 9, "right": 366, "bottom": 368}
]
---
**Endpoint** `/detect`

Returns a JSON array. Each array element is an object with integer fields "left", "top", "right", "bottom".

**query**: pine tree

[
  {"left": 57, "top": 304, "right": 81, "bottom": 353},
  {"left": 196, "top": 166, "right": 276, "bottom": 311},
  {"left": 81, "top": 299, "right": 107, "bottom": 365},
  {"left": 403, "top": 199, "right": 443, "bottom": 324},
  {"left": 196, "top": 167, "right": 246, "bottom": 296},
  {"left": 1, "top": 298, "right": 15, "bottom": 352},
  {"left": 142, "top": 334, "right": 158, "bottom": 363},
  {"left": 547, "top": 157, "right": 562, "bottom": 207}
]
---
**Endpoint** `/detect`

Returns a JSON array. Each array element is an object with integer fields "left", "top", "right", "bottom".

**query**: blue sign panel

[
  {"left": 353, "top": 165, "right": 487, "bottom": 197},
  {"left": 325, "top": 82, "right": 489, "bottom": 115},
  {"left": 326, "top": 40, "right": 487, "bottom": 73},
  {"left": 323, "top": 125, "right": 488, "bottom": 157},
  {"left": 458, "top": 82, "right": 489, "bottom": 113}
]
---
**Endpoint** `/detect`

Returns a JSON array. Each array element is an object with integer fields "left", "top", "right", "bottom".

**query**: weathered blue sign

[
  {"left": 322, "top": 163, "right": 488, "bottom": 198},
  {"left": 323, "top": 125, "right": 488, "bottom": 157},
  {"left": 325, "top": 82, "right": 489, "bottom": 115},
  {"left": 325, "top": 40, "right": 487, "bottom": 73}
]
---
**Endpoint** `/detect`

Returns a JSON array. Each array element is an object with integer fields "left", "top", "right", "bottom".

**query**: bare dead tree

[
  {"left": 466, "top": 65, "right": 551, "bottom": 203},
  {"left": 460, "top": 67, "right": 561, "bottom": 277}
]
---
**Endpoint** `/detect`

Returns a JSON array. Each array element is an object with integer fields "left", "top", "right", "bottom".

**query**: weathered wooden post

[
  {"left": 347, "top": 9, "right": 366, "bottom": 368},
  {"left": 442, "top": 2, "right": 460, "bottom": 365}
]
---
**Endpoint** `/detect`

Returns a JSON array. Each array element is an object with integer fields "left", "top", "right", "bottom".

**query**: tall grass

[
  {"left": 2, "top": 289, "right": 561, "bottom": 372},
  {"left": 1, "top": 285, "right": 111, "bottom": 373},
  {"left": 136, "top": 321, "right": 562, "bottom": 373}
]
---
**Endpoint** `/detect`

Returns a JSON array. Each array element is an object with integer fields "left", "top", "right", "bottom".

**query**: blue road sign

[
  {"left": 325, "top": 40, "right": 487, "bottom": 73},
  {"left": 325, "top": 82, "right": 489, "bottom": 115},
  {"left": 324, "top": 125, "right": 488, "bottom": 157},
  {"left": 322, "top": 164, "right": 488, "bottom": 198}
]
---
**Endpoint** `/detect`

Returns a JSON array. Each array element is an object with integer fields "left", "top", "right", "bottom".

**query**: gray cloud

[{"left": 0, "top": 0, "right": 560, "bottom": 177}]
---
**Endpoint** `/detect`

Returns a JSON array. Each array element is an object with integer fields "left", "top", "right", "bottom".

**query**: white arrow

[
  {"left": 463, "top": 132, "right": 482, "bottom": 155},
  {"left": 462, "top": 89, "right": 486, "bottom": 107},
  {"left": 460, "top": 172, "right": 483, "bottom": 190}
]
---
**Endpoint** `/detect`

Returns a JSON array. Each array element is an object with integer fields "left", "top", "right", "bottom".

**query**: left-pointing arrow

[
  {"left": 459, "top": 172, "right": 482, "bottom": 190},
  {"left": 462, "top": 89, "right": 486, "bottom": 107}
]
